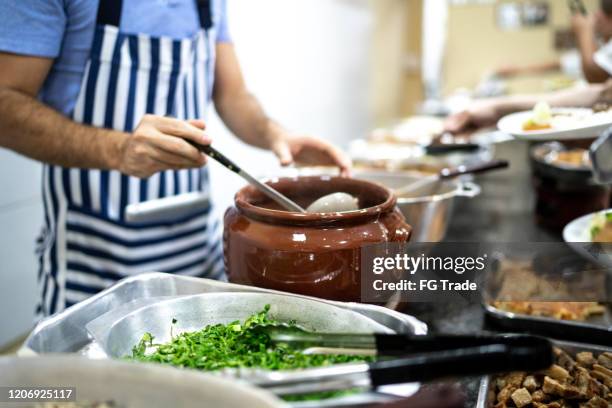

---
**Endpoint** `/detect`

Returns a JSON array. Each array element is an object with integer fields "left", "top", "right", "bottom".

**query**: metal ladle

[
  {"left": 590, "top": 127, "right": 612, "bottom": 184},
  {"left": 190, "top": 142, "right": 307, "bottom": 213}
]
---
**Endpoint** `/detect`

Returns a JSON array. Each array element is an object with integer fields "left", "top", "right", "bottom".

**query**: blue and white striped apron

[{"left": 36, "top": 0, "right": 225, "bottom": 318}]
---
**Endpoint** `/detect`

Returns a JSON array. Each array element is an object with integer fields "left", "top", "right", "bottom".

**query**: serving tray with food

[
  {"left": 483, "top": 256, "right": 612, "bottom": 345},
  {"left": 497, "top": 102, "right": 612, "bottom": 141},
  {"left": 21, "top": 272, "right": 427, "bottom": 407},
  {"left": 477, "top": 340, "right": 612, "bottom": 408}
]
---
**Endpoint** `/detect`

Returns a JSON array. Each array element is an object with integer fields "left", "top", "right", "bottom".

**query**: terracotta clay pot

[{"left": 223, "top": 176, "right": 412, "bottom": 302}]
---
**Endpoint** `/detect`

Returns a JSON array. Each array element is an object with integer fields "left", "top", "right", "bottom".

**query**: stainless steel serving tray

[
  {"left": 21, "top": 272, "right": 427, "bottom": 408},
  {"left": 476, "top": 340, "right": 612, "bottom": 408},
  {"left": 483, "top": 302, "right": 612, "bottom": 346}
]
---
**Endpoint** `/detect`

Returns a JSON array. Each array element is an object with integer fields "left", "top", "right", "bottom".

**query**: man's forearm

[
  {"left": 0, "top": 86, "right": 126, "bottom": 169},
  {"left": 214, "top": 90, "right": 284, "bottom": 150}
]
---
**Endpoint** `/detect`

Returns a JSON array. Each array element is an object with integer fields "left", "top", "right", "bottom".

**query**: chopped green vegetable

[
  {"left": 128, "top": 305, "right": 370, "bottom": 372},
  {"left": 591, "top": 226, "right": 602, "bottom": 238}
]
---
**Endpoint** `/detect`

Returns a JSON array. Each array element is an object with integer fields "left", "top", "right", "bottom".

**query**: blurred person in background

[
  {"left": 572, "top": 0, "right": 612, "bottom": 82},
  {"left": 491, "top": 0, "right": 612, "bottom": 84},
  {"left": 444, "top": 81, "right": 612, "bottom": 133}
]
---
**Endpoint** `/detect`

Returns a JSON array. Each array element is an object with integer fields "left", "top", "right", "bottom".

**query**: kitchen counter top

[{"left": 404, "top": 139, "right": 560, "bottom": 406}]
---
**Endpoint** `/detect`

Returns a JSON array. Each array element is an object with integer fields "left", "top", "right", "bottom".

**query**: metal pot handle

[{"left": 455, "top": 181, "right": 481, "bottom": 198}]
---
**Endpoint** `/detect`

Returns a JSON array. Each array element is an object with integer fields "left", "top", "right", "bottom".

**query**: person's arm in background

[
  {"left": 444, "top": 82, "right": 610, "bottom": 133},
  {"left": 494, "top": 60, "right": 562, "bottom": 78},
  {"left": 572, "top": 13, "right": 610, "bottom": 83},
  {"left": 0, "top": 1, "right": 212, "bottom": 178},
  {"left": 212, "top": 44, "right": 351, "bottom": 176}
]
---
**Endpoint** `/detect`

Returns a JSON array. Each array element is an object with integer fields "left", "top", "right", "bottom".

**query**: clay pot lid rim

[{"left": 234, "top": 176, "right": 397, "bottom": 223}]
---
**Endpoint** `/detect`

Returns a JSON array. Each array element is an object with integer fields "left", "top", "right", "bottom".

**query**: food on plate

[
  {"left": 369, "top": 116, "right": 444, "bottom": 145},
  {"left": 129, "top": 305, "right": 369, "bottom": 371},
  {"left": 519, "top": 102, "right": 612, "bottom": 133},
  {"left": 493, "top": 301, "right": 606, "bottom": 321},
  {"left": 490, "top": 347, "right": 612, "bottom": 408},
  {"left": 490, "top": 260, "right": 607, "bottom": 321},
  {"left": 549, "top": 149, "right": 591, "bottom": 168},
  {"left": 349, "top": 139, "right": 444, "bottom": 174},
  {"left": 590, "top": 211, "right": 612, "bottom": 242},
  {"left": 522, "top": 102, "right": 553, "bottom": 131}
]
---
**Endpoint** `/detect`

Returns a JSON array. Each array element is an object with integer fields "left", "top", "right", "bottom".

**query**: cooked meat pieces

[
  {"left": 597, "top": 353, "right": 612, "bottom": 370},
  {"left": 491, "top": 348, "right": 612, "bottom": 408},
  {"left": 575, "top": 367, "right": 606, "bottom": 399},
  {"left": 590, "top": 365, "right": 612, "bottom": 389},
  {"left": 578, "top": 396, "right": 610, "bottom": 408},
  {"left": 524, "top": 375, "right": 541, "bottom": 392},
  {"left": 555, "top": 348, "right": 577, "bottom": 372},
  {"left": 542, "top": 376, "right": 583, "bottom": 399},
  {"left": 511, "top": 388, "right": 533, "bottom": 408},
  {"left": 532, "top": 390, "right": 551, "bottom": 403},
  {"left": 543, "top": 365, "right": 571, "bottom": 382},
  {"left": 577, "top": 352, "right": 597, "bottom": 369}
]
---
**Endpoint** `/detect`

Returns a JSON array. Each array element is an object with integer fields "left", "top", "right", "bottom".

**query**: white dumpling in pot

[{"left": 306, "top": 192, "right": 359, "bottom": 213}]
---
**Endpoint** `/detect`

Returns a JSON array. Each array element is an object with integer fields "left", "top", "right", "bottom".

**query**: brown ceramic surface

[{"left": 223, "top": 176, "right": 412, "bottom": 302}]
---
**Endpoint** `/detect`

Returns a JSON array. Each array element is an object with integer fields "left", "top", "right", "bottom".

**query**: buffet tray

[
  {"left": 483, "top": 302, "right": 612, "bottom": 346},
  {"left": 476, "top": 340, "right": 612, "bottom": 408},
  {"left": 21, "top": 272, "right": 427, "bottom": 408}
]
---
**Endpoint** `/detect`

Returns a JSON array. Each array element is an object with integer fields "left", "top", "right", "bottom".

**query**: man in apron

[{"left": 0, "top": 0, "right": 350, "bottom": 318}]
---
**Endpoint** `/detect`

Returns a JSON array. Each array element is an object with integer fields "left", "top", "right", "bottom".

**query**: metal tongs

[
  {"left": 226, "top": 326, "right": 554, "bottom": 396},
  {"left": 590, "top": 127, "right": 612, "bottom": 184}
]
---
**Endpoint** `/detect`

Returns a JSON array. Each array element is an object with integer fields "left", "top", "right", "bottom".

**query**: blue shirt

[{"left": 0, "top": 0, "right": 231, "bottom": 115}]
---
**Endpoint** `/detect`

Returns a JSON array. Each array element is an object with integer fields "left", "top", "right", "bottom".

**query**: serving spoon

[
  {"left": 190, "top": 142, "right": 362, "bottom": 214},
  {"left": 189, "top": 142, "right": 307, "bottom": 213}
]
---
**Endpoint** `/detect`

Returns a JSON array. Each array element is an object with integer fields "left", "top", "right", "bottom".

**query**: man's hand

[
  {"left": 270, "top": 134, "right": 352, "bottom": 177},
  {"left": 443, "top": 100, "right": 503, "bottom": 134},
  {"left": 118, "top": 116, "right": 210, "bottom": 178},
  {"left": 212, "top": 43, "right": 352, "bottom": 177}
]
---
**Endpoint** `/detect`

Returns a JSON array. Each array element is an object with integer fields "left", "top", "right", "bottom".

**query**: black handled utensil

[
  {"left": 424, "top": 143, "right": 481, "bottom": 156},
  {"left": 190, "top": 142, "right": 307, "bottom": 213},
  {"left": 244, "top": 335, "right": 553, "bottom": 396},
  {"left": 394, "top": 159, "right": 509, "bottom": 196}
]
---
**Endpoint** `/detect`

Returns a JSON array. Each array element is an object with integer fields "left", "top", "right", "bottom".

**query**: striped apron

[{"left": 36, "top": 0, "right": 225, "bottom": 318}]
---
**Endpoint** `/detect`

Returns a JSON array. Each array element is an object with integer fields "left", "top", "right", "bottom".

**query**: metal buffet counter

[
  {"left": 406, "top": 139, "right": 566, "bottom": 407},
  {"left": 5, "top": 139, "right": 610, "bottom": 408}
]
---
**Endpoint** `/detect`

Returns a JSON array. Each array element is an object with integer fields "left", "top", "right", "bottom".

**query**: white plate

[
  {"left": 563, "top": 209, "right": 612, "bottom": 269},
  {"left": 0, "top": 355, "right": 287, "bottom": 408},
  {"left": 497, "top": 108, "right": 612, "bottom": 141}
]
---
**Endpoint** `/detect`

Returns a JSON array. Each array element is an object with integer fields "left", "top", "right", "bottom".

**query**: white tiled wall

[{"left": 0, "top": 150, "right": 42, "bottom": 348}]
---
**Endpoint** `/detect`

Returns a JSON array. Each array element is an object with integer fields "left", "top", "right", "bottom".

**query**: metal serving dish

[
  {"left": 482, "top": 252, "right": 612, "bottom": 345},
  {"left": 476, "top": 340, "right": 612, "bottom": 408},
  {"left": 21, "top": 273, "right": 427, "bottom": 407},
  {"left": 354, "top": 171, "right": 481, "bottom": 242},
  {"left": 483, "top": 303, "right": 612, "bottom": 346},
  {"left": 0, "top": 355, "right": 287, "bottom": 408},
  {"left": 89, "top": 292, "right": 393, "bottom": 359},
  {"left": 23, "top": 273, "right": 426, "bottom": 355}
]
